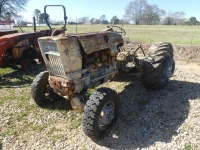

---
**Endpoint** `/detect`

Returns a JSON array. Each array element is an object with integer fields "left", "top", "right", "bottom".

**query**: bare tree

[
  {"left": 39, "top": 13, "right": 49, "bottom": 24},
  {"left": 90, "top": 18, "right": 97, "bottom": 24},
  {"left": 125, "top": 0, "right": 148, "bottom": 25},
  {"left": 33, "top": 9, "right": 41, "bottom": 24},
  {"left": 100, "top": 15, "right": 108, "bottom": 24},
  {"left": 172, "top": 11, "right": 186, "bottom": 25},
  {"left": 111, "top": 16, "right": 120, "bottom": 24},
  {"left": 78, "top": 16, "right": 90, "bottom": 24},
  {"left": 188, "top": 17, "right": 199, "bottom": 25},
  {"left": 0, "top": 0, "right": 29, "bottom": 18},
  {"left": 3, "top": 11, "right": 11, "bottom": 20},
  {"left": 161, "top": 11, "right": 186, "bottom": 25},
  {"left": 161, "top": 16, "right": 174, "bottom": 25},
  {"left": 100, "top": 15, "right": 106, "bottom": 22},
  {"left": 142, "top": 4, "right": 165, "bottom": 25}
]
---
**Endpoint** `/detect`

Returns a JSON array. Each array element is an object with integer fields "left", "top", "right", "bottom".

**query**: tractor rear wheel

[
  {"left": 21, "top": 59, "right": 37, "bottom": 73},
  {"left": 142, "top": 43, "right": 175, "bottom": 90},
  {"left": 82, "top": 87, "right": 119, "bottom": 141}
]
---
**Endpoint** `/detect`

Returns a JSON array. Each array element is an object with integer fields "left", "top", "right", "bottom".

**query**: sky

[{"left": 20, "top": 0, "right": 200, "bottom": 22}]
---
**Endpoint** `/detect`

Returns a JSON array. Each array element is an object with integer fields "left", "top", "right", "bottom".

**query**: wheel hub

[
  {"left": 99, "top": 102, "right": 114, "bottom": 129},
  {"left": 161, "top": 57, "right": 173, "bottom": 81}
]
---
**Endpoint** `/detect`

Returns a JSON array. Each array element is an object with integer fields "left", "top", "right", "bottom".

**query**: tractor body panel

[
  {"left": 38, "top": 31, "right": 124, "bottom": 96},
  {"left": 0, "top": 30, "right": 51, "bottom": 66},
  {"left": 72, "top": 31, "right": 123, "bottom": 54}
]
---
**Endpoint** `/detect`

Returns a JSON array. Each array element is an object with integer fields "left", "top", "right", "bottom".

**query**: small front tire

[
  {"left": 82, "top": 87, "right": 119, "bottom": 141},
  {"left": 31, "top": 71, "right": 59, "bottom": 107}
]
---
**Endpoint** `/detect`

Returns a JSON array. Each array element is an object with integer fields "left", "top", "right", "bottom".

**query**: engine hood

[{"left": 71, "top": 31, "right": 124, "bottom": 54}]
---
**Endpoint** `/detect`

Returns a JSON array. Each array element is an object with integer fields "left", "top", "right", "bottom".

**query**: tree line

[
  {"left": 70, "top": 15, "right": 125, "bottom": 25},
  {"left": 75, "top": 0, "right": 199, "bottom": 25},
  {"left": 124, "top": 0, "right": 199, "bottom": 25},
  {"left": 0, "top": 0, "right": 199, "bottom": 26}
]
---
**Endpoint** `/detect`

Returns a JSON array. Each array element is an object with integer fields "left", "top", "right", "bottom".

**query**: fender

[
  {"left": 0, "top": 33, "right": 35, "bottom": 66},
  {"left": 0, "top": 38, "right": 14, "bottom": 66}
]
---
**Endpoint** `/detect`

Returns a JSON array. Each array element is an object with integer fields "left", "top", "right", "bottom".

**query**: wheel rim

[
  {"left": 42, "top": 82, "right": 50, "bottom": 98},
  {"left": 25, "top": 60, "right": 37, "bottom": 72},
  {"left": 161, "top": 57, "right": 173, "bottom": 81},
  {"left": 98, "top": 101, "right": 115, "bottom": 130},
  {"left": 26, "top": 61, "right": 36, "bottom": 72}
]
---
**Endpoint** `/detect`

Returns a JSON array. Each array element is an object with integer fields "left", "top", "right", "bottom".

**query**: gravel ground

[{"left": 0, "top": 60, "right": 200, "bottom": 150}]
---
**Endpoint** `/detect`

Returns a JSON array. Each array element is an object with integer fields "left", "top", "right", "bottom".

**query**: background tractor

[
  {"left": 0, "top": 5, "right": 67, "bottom": 72},
  {"left": 31, "top": 5, "right": 175, "bottom": 141}
]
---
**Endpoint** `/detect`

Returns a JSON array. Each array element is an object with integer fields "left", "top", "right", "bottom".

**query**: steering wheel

[
  {"left": 112, "top": 25, "right": 126, "bottom": 36},
  {"left": 51, "top": 27, "right": 66, "bottom": 36}
]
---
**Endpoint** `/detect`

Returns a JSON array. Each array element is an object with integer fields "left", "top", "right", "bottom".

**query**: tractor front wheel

[
  {"left": 31, "top": 71, "right": 59, "bottom": 107},
  {"left": 82, "top": 87, "right": 119, "bottom": 141}
]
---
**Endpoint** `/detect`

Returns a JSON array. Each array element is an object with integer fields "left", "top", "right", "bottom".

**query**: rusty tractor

[
  {"left": 31, "top": 5, "right": 175, "bottom": 141},
  {"left": 0, "top": 5, "right": 66, "bottom": 72}
]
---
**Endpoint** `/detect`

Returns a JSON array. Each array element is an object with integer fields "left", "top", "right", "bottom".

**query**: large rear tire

[
  {"left": 142, "top": 43, "right": 175, "bottom": 90},
  {"left": 21, "top": 59, "right": 37, "bottom": 73},
  {"left": 82, "top": 87, "right": 119, "bottom": 141},
  {"left": 31, "top": 71, "right": 59, "bottom": 107}
]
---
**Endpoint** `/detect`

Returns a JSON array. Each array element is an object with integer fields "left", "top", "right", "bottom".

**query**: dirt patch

[
  {"left": 125, "top": 42, "right": 200, "bottom": 62},
  {"left": 174, "top": 44, "right": 200, "bottom": 62}
]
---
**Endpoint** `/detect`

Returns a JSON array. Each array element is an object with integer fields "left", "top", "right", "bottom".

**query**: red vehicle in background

[{"left": 0, "top": 5, "right": 67, "bottom": 72}]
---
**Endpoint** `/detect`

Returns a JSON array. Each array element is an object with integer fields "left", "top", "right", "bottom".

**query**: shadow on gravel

[
  {"left": 44, "top": 98, "right": 73, "bottom": 111},
  {"left": 0, "top": 63, "right": 46, "bottom": 88},
  {"left": 97, "top": 74, "right": 199, "bottom": 149},
  {"left": 0, "top": 143, "right": 2, "bottom": 150}
]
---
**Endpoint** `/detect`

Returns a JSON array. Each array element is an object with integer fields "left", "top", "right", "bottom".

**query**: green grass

[
  {"left": 184, "top": 143, "right": 192, "bottom": 150},
  {"left": 0, "top": 67, "right": 81, "bottom": 140},
  {"left": 31, "top": 124, "right": 45, "bottom": 132},
  {"left": 15, "top": 24, "right": 200, "bottom": 45},
  {"left": 0, "top": 67, "right": 13, "bottom": 74}
]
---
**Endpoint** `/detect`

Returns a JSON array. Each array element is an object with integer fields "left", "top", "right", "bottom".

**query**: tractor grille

[
  {"left": 46, "top": 54, "right": 66, "bottom": 78},
  {"left": 39, "top": 40, "right": 66, "bottom": 78}
]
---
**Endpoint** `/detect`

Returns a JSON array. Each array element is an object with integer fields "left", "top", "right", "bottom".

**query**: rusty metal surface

[
  {"left": 12, "top": 39, "right": 30, "bottom": 59},
  {"left": 0, "top": 29, "right": 52, "bottom": 66},
  {"left": 116, "top": 51, "right": 129, "bottom": 61},
  {"left": 85, "top": 49, "right": 114, "bottom": 68},
  {"left": 0, "top": 30, "right": 18, "bottom": 37},
  {"left": 48, "top": 76, "right": 75, "bottom": 97},
  {"left": 71, "top": 95, "right": 85, "bottom": 113},
  {"left": 72, "top": 31, "right": 123, "bottom": 54},
  {"left": 38, "top": 36, "right": 82, "bottom": 77}
]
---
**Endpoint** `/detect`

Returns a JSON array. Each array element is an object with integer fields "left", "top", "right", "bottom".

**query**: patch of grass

[
  {"left": 82, "top": 145, "right": 88, "bottom": 150},
  {"left": 15, "top": 25, "right": 200, "bottom": 45},
  {"left": 70, "top": 117, "right": 82, "bottom": 129},
  {"left": 67, "top": 111, "right": 82, "bottom": 129},
  {"left": 184, "top": 143, "right": 192, "bottom": 150},
  {"left": 2, "top": 129, "right": 18, "bottom": 137},
  {"left": 0, "top": 88, "right": 31, "bottom": 106},
  {"left": 0, "top": 68, "right": 14, "bottom": 74},
  {"left": 31, "top": 124, "right": 45, "bottom": 132},
  {"left": 87, "top": 88, "right": 95, "bottom": 94},
  {"left": 52, "top": 134, "right": 63, "bottom": 142},
  {"left": 16, "top": 112, "right": 28, "bottom": 122}
]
